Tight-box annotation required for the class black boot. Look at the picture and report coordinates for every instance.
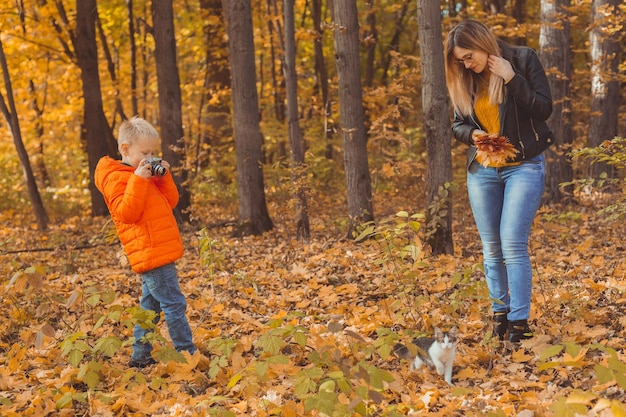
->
[493,312,508,340]
[508,320,533,342]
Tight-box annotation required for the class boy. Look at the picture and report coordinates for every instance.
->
[95,116,196,368]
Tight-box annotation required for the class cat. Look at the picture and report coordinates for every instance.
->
[394,327,458,385]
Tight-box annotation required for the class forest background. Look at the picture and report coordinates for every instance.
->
[1,0,626,416]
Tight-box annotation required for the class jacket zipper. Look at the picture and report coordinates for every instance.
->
[530,118,539,142]
[513,98,526,159]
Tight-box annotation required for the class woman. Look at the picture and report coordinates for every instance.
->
[444,19,553,342]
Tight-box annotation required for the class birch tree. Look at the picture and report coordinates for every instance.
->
[588,0,620,178]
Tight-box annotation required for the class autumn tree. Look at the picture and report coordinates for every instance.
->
[71,0,119,216]
[221,0,273,236]
[588,0,621,179]
[196,0,232,172]
[417,0,453,255]
[540,0,573,203]
[0,38,48,231]
[283,0,310,240]
[332,0,374,239]
[151,0,190,222]
[311,0,333,160]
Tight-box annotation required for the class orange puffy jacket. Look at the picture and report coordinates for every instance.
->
[94,157,183,273]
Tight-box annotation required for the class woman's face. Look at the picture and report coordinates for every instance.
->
[453,46,489,73]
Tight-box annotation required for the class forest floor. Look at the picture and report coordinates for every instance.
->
[1,170,625,417]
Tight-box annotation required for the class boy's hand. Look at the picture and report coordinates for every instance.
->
[135,159,154,179]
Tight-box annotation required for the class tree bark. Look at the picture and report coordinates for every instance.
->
[332,0,374,239]
[222,0,274,236]
[266,0,286,125]
[311,0,333,160]
[197,0,232,172]
[588,0,620,179]
[71,0,119,217]
[417,0,453,255]
[540,0,573,203]
[0,39,48,231]
[284,0,310,240]
[363,0,377,88]
[126,0,139,117]
[151,0,191,222]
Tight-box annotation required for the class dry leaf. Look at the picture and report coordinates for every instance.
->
[474,133,519,167]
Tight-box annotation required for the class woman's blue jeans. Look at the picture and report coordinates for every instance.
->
[132,263,196,362]
[467,154,545,321]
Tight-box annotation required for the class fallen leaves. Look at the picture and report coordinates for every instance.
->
[474,133,519,166]
[1,187,626,416]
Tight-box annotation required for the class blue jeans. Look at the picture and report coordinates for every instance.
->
[467,154,545,321]
[132,263,196,362]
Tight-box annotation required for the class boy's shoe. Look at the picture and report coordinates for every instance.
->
[508,320,533,342]
[128,357,157,368]
[493,311,508,340]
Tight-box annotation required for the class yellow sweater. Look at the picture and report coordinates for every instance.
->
[474,93,499,135]
[474,92,519,167]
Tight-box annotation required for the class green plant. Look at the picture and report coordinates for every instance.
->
[198,228,226,280]
[424,182,456,244]
[566,136,626,220]
[539,342,626,416]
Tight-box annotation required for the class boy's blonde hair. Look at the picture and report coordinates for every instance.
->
[118,116,159,153]
[444,19,505,117]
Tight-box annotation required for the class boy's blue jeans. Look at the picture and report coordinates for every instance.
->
[132,262,196,362]
[467,154,545,321]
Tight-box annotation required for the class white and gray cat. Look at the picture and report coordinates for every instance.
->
[394,327,458,385]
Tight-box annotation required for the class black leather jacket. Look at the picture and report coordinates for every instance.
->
[452,41,554,168]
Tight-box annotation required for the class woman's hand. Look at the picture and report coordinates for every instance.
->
[471,129,487,145]
[488,55,515,83]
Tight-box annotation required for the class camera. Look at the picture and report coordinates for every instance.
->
[145,158,167,176]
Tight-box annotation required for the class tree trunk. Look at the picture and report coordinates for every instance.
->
[197,0,232,172]
[151,0,191,222]
[284,0,310,240]
[126,0,139,117]
[72,0,119,217]
[332,0,374,239]
[266,0,286,125]
[222,0,274,236]
[588,0,620,179]
[540,0,573,203]
[311,0,333,160]
[417,0,453,255]
[0,39,48,231]
[363,0,377,88]
[96,13,126,123]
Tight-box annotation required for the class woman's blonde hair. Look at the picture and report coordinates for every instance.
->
[117,116,159,152]
[444,19,504,116]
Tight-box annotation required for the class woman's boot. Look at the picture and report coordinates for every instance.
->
[493,312,508,340]
[508,320,533,342]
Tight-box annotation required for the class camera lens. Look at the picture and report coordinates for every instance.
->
[151,164,166,176]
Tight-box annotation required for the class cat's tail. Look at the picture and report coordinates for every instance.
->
[393,343,414,359]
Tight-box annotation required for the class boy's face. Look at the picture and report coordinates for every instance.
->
[121,136,159,168]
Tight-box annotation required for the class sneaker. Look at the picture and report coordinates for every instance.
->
[508,320,533,342]
[128,357,157,368]
[493,311,508,340]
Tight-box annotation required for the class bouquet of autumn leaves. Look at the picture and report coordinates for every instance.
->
[474,133,519,167]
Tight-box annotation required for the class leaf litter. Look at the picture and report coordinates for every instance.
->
[0,183,625,416]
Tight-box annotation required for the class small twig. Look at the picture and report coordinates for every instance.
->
[1,242,112,255]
